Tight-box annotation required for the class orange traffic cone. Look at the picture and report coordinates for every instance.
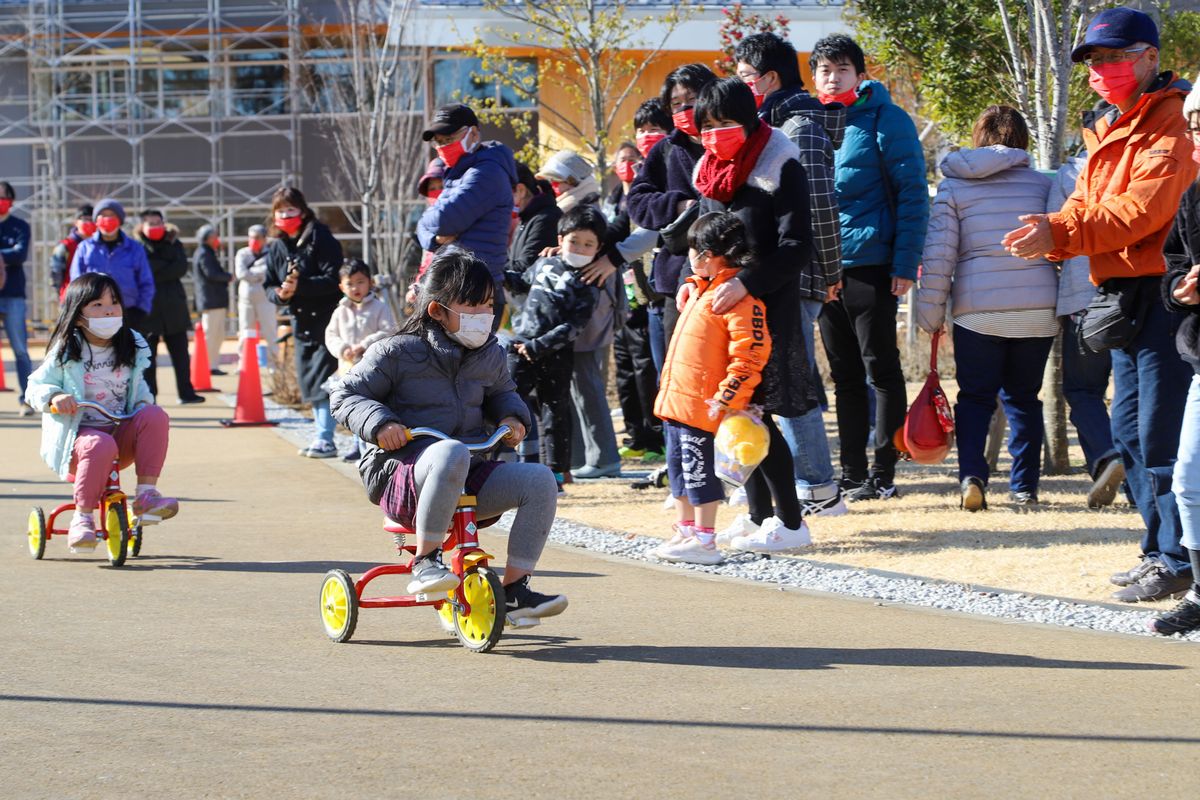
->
[220,334,276,427]
[190,321,217,393]
[0,345,11,392]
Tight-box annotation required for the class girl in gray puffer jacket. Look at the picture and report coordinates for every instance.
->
[915,106,1059,511]
[330,248,568,625]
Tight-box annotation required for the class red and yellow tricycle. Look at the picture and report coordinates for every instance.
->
[26,401,163,567]
[319,425,516,653]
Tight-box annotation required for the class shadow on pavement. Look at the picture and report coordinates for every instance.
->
[3,693,1198,744]
[110,557,603,578]
[495,643,1183,672]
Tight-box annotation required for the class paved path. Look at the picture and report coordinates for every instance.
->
[3,400,1199,798]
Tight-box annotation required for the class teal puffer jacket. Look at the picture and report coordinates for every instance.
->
[834,81,929,280]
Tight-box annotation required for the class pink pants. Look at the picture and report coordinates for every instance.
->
[70,405,170,509]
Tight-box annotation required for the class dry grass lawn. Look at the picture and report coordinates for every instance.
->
[565,379,1172,609]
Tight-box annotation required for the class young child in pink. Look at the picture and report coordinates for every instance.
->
[25,273,178,551]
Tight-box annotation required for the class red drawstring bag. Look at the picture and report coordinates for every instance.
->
[894,330,955,464]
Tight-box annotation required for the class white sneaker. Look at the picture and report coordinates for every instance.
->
[649,524,692,558]
[727,486,748,506]
[731,516,812,553]
[659,536,724,565]
[716,514,758,548]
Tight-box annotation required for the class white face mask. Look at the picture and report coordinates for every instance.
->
[561,250,593,269]
[444,307,493,349]
[84,315,123,339]
[462,127,480,154]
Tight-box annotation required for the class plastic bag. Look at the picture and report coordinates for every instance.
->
[714,408,770,487]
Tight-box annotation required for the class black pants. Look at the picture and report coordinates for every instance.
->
[817,264,907,482]
[613,305,663,452]
[745,415,804,529]
[144,330,198,400]
[508,345,575,475]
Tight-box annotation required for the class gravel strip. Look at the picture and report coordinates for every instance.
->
[494,513,1200,644]
[239,394,1198,643]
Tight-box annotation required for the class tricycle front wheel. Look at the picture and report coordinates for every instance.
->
[453,566,505,653]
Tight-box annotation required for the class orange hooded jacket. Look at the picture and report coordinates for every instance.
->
[653,267,771,433]
[1048,73,1198,283]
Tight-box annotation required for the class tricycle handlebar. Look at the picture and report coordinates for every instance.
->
[70,401,138,422]
[406,425,513,453]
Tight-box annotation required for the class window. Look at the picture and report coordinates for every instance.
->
[231,51,289,116]
[433,54,537,110]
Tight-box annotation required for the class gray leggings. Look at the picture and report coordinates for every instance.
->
[413,439,557,572]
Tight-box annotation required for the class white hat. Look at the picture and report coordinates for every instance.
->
[536,150,594,184]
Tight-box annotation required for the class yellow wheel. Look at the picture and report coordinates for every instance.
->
[435,591,457,636]
[453,566,505,653]
[320,569,358,643]
[129,524,143,558]
[27,507,46,560]
[104,504,129,567]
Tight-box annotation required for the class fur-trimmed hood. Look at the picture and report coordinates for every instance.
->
[691,126,801,196]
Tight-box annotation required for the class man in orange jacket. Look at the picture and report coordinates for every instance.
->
[1004,6,1198,602]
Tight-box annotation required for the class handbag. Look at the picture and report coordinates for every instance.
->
[895,329,955,465]
[1079,276,1156,353]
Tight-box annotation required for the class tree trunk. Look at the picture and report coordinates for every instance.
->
[1042,331,1071,474]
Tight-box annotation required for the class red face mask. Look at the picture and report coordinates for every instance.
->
[250,239,264,254]
[700,125,748,162]
[144,225,166,242]
[426,188,442,203]
[436,139,469,169]
[818,88,859,107]
[78,221,97,238]
[672,107,699,137]
[0,199,12,216]
[745,79,766,109]
[615,160,638,183]
[635,131,667,157]
[1088,60,1141,105]
[275,214,303,236]
[550,180,564,197]
[1192,142,1200,166]
[210,237,221,250]
[96,216,121,235]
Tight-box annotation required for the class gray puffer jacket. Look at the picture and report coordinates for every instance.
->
[916,145,1058,332]
[1050,157,1095,317]
[330,324,530,504]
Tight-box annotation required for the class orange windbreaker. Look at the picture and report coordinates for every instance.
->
[653,267,771,433]
[1048,74,1199,283]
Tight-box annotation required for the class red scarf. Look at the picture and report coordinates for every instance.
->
[694,122,772,203]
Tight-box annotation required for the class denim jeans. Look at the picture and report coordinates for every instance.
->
[1060,314,1117,474]
[778,299,836,500]
[0,295,32,396]
[1110,298,1192,575]
[952,326,1054,493]
[1174,375,1200,551]
[311,398,336,445]
[648,304,666,378]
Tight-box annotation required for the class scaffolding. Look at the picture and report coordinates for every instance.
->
[0,0,302,326]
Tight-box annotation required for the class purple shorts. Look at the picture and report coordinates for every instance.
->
[378,443,502,529]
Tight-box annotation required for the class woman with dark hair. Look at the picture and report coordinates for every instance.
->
[263,186,345,458]
[627,63,717,373]
[685,76,817,553]
[915,105,1058,511]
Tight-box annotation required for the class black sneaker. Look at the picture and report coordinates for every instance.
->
[504,575,567,626]
[178,395,207,405]
[839,476,867,495]
[847,476,899,502]
[210,368,227,376]
[1150,592,1200,635]
[340,448,361,463]
[960,477,987,512]
[1111,561,1192,603]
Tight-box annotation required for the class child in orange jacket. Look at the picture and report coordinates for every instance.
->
[652,212,771,565]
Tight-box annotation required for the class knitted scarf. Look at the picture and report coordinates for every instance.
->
[693,122,772,203]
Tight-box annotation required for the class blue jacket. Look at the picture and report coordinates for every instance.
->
[25,332,154,480]
[71,232,156,314]
[0,214,30,299]
[417,142,517,281]
[834,81,929,280]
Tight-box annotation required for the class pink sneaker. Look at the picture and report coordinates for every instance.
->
[133,489,179,522]
[67,514,98,552]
